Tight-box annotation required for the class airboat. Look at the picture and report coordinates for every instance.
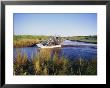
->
[36,36,63,48]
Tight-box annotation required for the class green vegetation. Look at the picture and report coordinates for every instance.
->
[13,35,97,75]
[14,35,49,47]
[14,48,97,75]
[64,35,97,44]
[14,35,97,47]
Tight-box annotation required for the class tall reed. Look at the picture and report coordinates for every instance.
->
[14,48,97,75]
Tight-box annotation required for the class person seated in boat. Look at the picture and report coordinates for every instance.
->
[40,36,63,46]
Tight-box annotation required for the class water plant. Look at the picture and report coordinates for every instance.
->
[13,48,97,75]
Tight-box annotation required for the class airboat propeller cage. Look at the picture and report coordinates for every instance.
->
[41,36,64,46]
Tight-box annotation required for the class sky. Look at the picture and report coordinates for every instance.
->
[14,13,97,36]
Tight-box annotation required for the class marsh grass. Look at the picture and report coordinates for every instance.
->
[70,58,97,75]
[64,35,97,44]
[14,35,49,48]
[14,39,40,48]
[14,48,97,75]
[14,51,35,75]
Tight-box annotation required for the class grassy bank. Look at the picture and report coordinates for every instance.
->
[14,48,97,75]
[14,35,49,47]
[64,35,97,44]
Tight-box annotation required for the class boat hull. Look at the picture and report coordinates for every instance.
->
[37,44,61,48]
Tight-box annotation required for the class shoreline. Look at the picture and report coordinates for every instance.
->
[69,40,97,44]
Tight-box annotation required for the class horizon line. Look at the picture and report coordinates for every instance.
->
[14,34,97,37]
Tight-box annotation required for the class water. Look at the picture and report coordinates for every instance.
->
[62,46,97,60]
[14,40,97,60]
[13,47,39,60]
[62,40,96,46]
